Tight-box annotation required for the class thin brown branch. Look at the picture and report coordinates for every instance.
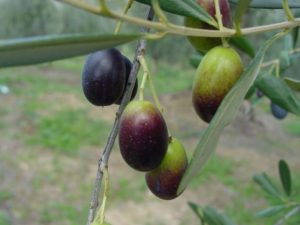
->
[86,6,154,225]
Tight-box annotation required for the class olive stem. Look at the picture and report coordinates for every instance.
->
[114,0,134,34]
[57,0,300,38]
[85,7,154,225]
[282,0,294,21]
[214,0,228,47]
[138,56,148,101]
[261,59,280,77]
[139,55,163,113]
[152,0,169,25]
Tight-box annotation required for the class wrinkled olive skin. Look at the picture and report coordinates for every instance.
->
[82,48,126,106]
[115,56,138,105]
[145,137,188,200]
[192,46,243,123]
[185,0,231,53]
[119,100,168,172]
[271,102,288,119]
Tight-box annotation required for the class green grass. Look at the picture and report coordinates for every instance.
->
[190,155,239,189]
[285,119,300,136]
[25,109,111,155]
[49,57,85,73]
[39,202,88,225]
[153,63,194,94]
[112,177,147,202]
[0,210,10,225]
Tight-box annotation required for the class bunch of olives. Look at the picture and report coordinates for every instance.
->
[82,48,188,200]
[118,100,188,200]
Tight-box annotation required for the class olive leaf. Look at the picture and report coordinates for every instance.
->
[189,54,203,68]
[229,0,300,9]
[178,31,287,194]
[255,73,300,116]
[256,205,288,218]
[0,33,141,68]
[284,77,300,92]
[279,160,292,196]
[253,172,282,198]
[229,36,255,58]
[134,0,216,26]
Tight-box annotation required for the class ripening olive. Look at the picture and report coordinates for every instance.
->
[119,100,168,171]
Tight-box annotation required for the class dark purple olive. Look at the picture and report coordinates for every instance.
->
[82,48,126,106]
[115,56,138,105]
[271,102,288,119]
[119,100,168,172]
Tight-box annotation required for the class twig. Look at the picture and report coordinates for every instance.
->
[274,205,300,225]
[86,6,154,225]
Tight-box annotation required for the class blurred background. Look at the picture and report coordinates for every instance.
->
[0,0,300,225]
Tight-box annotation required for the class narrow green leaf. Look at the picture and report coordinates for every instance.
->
[0,33,141,68]
[202,206,237,225]
[292,27,299,48]
[233,0,252,35]
[202,207,222,225]
[256,205,287,218]
[255,73,300,116]
[188,202,203,221]
[134,0,216,26]
[229,36,255,58]
[189,53,203,68]
[253,173,282,198]
[178,32,286,194]
[284,77,300,92]
[229,0,300,8]
[280,51,291,69]
[279,160,292,196]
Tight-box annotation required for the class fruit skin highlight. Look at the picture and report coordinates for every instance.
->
[114,55,138,105]
[82,48,126,106]
[184,0,231,53]
[119,100,168,172]
[192,46,243,123]
[145,137,188,200]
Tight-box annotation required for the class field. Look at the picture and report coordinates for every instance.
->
[0,56,300,225]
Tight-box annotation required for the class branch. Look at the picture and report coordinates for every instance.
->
[86,7,154,225]
[274,205,300,225]
[57,0,300,38]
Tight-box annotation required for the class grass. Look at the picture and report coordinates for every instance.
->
[190,155,239,189]
[39,202,88,225]
[25,108,111,155]
[285,118,300,136]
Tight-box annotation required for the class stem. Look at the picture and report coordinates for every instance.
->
[139,59,148,101]
[114,0,134,34]
[152,0,169,25]
[261,59,280,77]
[85,7,154,225]
[282,0,294,21]
[274,205,300,225]
[139,56,163,112]
[214,0,228,47]
[57,0,300,38]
